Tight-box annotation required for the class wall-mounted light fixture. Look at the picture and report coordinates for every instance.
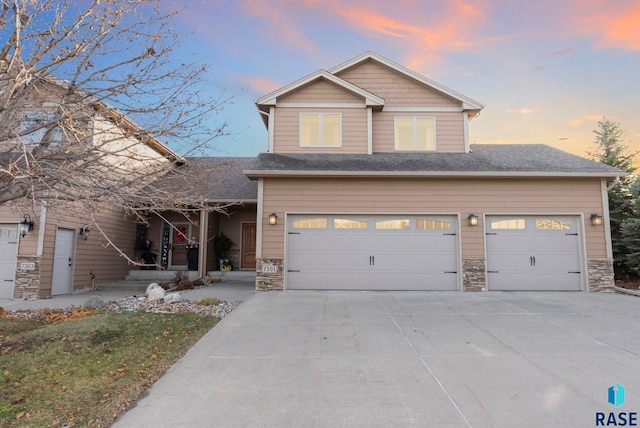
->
[79,225,90,240]
[19,214,34,238]
[468,214,479,226]
[590,214,603,226]
[268,213,278,225]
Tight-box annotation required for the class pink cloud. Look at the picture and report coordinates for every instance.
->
[568,114,604,126]
[577,2,640,50]
[245,76,282,95]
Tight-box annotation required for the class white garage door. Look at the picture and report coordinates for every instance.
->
[286,215,458,290]
[0,224,19,299]
[486,216,582,291]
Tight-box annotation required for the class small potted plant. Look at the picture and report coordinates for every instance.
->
[214,232,233,271]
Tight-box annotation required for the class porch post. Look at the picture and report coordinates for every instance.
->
[198,209,208,277]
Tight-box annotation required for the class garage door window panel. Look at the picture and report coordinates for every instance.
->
[293,218,328,229]
[334,219,368,229]
[536,219,571,230]
[417,219,451,230]
[490,218,525,230]
[375,219,410,230]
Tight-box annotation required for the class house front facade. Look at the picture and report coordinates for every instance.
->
[246,52,623,292]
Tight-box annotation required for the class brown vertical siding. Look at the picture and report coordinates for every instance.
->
[335,60,461,108]
[273,107,368,154]
[260,177,607,259]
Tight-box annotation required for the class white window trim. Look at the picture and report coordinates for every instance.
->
[21,111,62,146]
[394,116,436,151]
[299,112,342,148]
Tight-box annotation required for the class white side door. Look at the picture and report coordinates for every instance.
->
[0,224,19,299]
[52,228,75,295]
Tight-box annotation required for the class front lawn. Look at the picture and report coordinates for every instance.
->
[0,310,217,427]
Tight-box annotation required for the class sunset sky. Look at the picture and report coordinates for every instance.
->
[170,0,640,160]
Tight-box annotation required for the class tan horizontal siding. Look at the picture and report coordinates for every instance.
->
[34,201,136,295]
[260,177,607,259]
[278,78,365,104]
[273,107,368,154]
[373,111,465,153]
[336,60,461,108]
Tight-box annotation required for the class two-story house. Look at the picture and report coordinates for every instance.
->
[246,52,624,292]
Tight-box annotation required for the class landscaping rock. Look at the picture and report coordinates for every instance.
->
[146,283,165,301]
[83,296,105,309]
[164,292,182,304]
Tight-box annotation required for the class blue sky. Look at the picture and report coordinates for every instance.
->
[168,0,640,160]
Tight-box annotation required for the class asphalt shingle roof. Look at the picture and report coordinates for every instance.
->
[157,157,258,201]
[244,144,625,177]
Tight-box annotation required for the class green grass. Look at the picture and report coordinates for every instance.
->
[0,311,217,427]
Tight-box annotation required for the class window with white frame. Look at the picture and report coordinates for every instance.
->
[20,112,62,146]
[394,117,435,151]
[300,113,341,147]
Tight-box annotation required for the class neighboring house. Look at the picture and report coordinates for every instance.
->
[0,74,257,300]
[246,51,625,292]
[0,76,184,299]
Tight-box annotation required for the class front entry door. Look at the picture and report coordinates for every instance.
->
[0,224,19,298]
[169,223,190,269]
[241,223,256,269]
[52,228,75,295]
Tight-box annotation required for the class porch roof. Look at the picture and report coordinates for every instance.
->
[159,157,258,202]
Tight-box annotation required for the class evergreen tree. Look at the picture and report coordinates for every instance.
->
[588,118,636,279]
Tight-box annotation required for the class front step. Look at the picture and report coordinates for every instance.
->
[125,270,201,282]
[207,270,257,282]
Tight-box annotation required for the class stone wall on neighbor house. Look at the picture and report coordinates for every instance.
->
[587,258,615,292]
[13,256,41,300]
[255,257,284,291]
[463,259,486,292]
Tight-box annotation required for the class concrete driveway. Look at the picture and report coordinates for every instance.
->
[112,291,640,427]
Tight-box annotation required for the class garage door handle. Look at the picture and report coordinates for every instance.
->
[287,270,300,273]
[568,271,581,274]
[487,270,499,273]
[530,256,536,266]
[369,255,375,266]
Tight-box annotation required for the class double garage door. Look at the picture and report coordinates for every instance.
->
[287,215,458,290]
[286,214,584,291]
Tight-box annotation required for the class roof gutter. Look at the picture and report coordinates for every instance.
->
[243,169,625,180]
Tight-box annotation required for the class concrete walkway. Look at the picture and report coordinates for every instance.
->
[111,291,640,428]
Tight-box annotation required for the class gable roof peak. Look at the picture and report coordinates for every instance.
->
[255,69,384,108]
[330,51,484,112]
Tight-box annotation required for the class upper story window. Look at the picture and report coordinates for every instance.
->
[394,117,435,151]
[21,112,62,146]
[300,113,341,147]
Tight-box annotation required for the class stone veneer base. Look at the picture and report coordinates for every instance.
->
[462,259,486,292]
[13,256,42,300]
[255,257,284,290]
[587,258,615,292]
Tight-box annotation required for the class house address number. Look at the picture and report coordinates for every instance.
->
[20,262,36,271]
[262,265,278,274]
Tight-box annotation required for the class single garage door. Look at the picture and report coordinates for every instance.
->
[486,216,582,291]
[0,224,19,299]
[286,215,458,290]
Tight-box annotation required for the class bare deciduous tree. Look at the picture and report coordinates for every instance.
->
[0,0,234,262]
